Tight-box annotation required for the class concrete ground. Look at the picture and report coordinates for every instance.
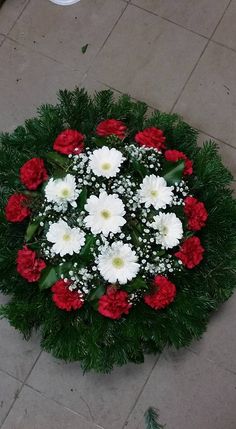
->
[0,0,236,428]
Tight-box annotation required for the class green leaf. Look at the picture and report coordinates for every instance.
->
[25,221,40,242]
[81,43,89,54]
[80,234,96,262]
[89,284,105,301]
[77,187,87,211]
[131,158,148,178]
[46,152,70,169]
[39,266,58,290]
[125,276,148,292]
[163,160,185,185]
[93,137,108,147]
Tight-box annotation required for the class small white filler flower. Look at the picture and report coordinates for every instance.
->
[89,146,125,178]
[46,219,85,256]
[45,174,80,209]
[97,241,140,284]
[139,175,173,210]
[151,212,183,249]
[84,191,126,236]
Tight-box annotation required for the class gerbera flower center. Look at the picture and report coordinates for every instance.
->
[161,225,168,236]
[59,187,71,198]
[100,209,111,219]
[101,162,111,171]
[62,233,71,241]
[150,189,158,198]
[112,257,125,269]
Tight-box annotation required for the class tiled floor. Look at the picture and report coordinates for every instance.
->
[0,0,236,428]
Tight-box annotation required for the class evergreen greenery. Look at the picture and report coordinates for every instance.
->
[0,88,236,373]
[145,408,165,429]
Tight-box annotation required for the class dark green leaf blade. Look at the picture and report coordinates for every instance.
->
[81,43,89,54]
[38,266,58,290]
[163,160,184,185]
[25,220,40,242]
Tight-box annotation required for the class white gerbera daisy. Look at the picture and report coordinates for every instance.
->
[151,212,183,249]
[139,175,173,210]
[45,174,80,209]
[84,191,126,236]
[97,241,140,284]
[89,146,125,178]
[46,220,85,256]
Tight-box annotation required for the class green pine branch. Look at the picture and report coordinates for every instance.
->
[145,408,165,429]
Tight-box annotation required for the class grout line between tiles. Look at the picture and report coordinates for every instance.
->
[195,127,236,151]
[0,367,24,384]
[2,33,81,69]
[84,1,129,76]
[129,2,209,40]
[170,0,233,114]
[5,0,31,37]
[21,383,105,429]
[188,347,236,377]
[121,354,161,429]
[0,350,42,429]
[211,38,236,55]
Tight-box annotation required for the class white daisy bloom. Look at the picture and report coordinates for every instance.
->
[84,191,126,236]
[46,220,85,256]
[139,175,173,210]
[45,174,80,209]
[89,146,125,178]
[151,212,183,249]
[97,241,140,284]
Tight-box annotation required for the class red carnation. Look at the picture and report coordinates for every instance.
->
[20,158,48,190]
[51,279,84,311]
[96,119,127,139]
[53,129,85,155]
[175,236,204,269]
[144,275,176,310]
[184,196,208,231]
[16,246,46,282]
[165,149,193,175]
[5,193,30,222]
[98,286,132,319]
[135,127,166,150]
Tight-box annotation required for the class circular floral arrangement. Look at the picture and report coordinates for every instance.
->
[0,88,236,372]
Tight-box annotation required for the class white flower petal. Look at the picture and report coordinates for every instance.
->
[89,146,125,178]
[151,212,183,249]
[45,174,80,208]
[138,174,173,210]
[97,241,140,284]
[84,191,126,236]
[46,219,85,256]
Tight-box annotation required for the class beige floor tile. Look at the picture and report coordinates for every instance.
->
[27,352,157,429]
[174,42,236,147]
[90,5,206,112]
[0,39,83,132]
[0,0,28,35]
[190,292,236,373]
[0,318,41,381]
[0,371,21,426]
[213,0,236,51]
[125,349,236,429]
[1,386,101,429]
[131,0,229,37]
[8,0,126,73]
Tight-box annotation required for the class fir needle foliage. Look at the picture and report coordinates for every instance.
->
[0,88,236,373]
[145,408,165,429]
